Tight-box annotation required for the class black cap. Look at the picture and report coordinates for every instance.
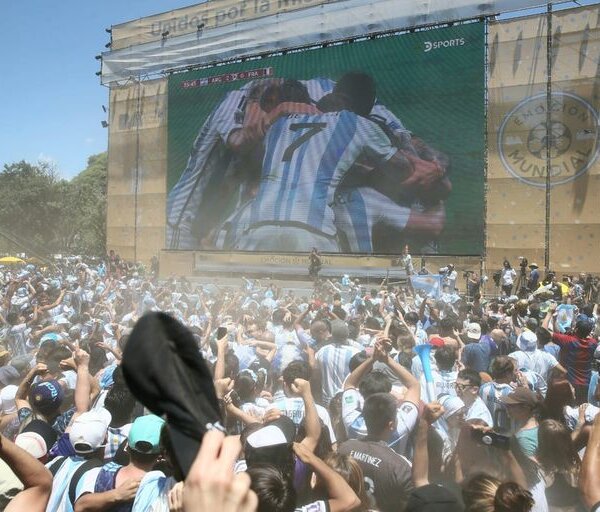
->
[122,312,223,477]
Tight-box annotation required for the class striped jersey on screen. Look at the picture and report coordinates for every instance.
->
[247,111,396,236]
[166,90,244,249]
[166,78,407,249]
[333,187,411,253]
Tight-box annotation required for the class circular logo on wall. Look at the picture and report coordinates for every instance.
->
[498,92,600,187]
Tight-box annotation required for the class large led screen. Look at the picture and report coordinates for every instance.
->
[166,22,485,255]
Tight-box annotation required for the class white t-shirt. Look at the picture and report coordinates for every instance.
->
[509,350,558,382]
[296,501,328,512]
[501,268,517,286]
[271,393,337,443]
[411,353,439,382]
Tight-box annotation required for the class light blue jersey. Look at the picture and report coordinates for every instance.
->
[333,187,411,253]
[241,111,396,239]
[166,90,245,249]
[167,77,408,249]
[45,456,90,512]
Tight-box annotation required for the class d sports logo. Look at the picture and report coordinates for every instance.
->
[424,38,466,52]
[498,92,600,187]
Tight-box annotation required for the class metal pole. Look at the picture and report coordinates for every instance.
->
[545,3,553,272]
[483,16,490,283]
[134,80,141,264]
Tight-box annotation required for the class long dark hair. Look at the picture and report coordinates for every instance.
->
[541,379,575,423]
[537,419,580,476]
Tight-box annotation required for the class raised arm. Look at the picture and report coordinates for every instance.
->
[541,302,558,333]
[16,363,48,409]
[293,443,360,512]
[580,414,600,509]
[412,403,444,488]
[40,289,65,311]
[213,334,228,381]
[380,339,420,405]
[72,349,92,422]
[344,348,376,391]
[294,379,321,453]
[1,435,52,512]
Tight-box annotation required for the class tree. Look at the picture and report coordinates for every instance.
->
[0,153,107,257]
[60,153,107,256]
[0,160,64,254]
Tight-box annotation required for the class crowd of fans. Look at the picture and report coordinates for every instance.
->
[1,255,600,512]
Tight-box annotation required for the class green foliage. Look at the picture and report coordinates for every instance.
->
[0,153,107,256]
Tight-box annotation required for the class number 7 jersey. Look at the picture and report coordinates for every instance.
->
[246,110,397,237]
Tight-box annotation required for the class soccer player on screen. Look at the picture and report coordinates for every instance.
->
[165,74,404,248]
[231,81,445,252]
[167,72,449,251]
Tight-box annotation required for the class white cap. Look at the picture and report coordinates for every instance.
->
[69,408,112,454]
[247,425,288,448]
[15,432,48,459]
[466,323,482,340]
[0,385,18,414]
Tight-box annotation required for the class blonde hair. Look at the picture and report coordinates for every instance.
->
[324,453,368,511]
[463,474,534,512]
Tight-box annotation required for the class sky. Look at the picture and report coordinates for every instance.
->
[0,0,597,180]
[0,1,197,179]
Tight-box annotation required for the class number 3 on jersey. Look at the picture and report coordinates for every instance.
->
[282,122,327,162]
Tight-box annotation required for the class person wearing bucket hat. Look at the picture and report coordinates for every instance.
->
[500,387,542,460]
[121,312,224,478]
[73,414,166,511]
[508,330,566,383]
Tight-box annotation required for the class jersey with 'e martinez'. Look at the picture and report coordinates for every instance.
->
[247,110,396,236]
[338,438,414,512]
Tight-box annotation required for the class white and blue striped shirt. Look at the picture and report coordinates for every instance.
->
[479,382,514,433]
[246,111,396,237]
[333,187,411,253]
[167,77,408,249]
[45,456,91,512]
[315,342,360,406]
[166,89,244,249]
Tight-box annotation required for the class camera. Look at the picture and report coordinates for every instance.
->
[492,270,501,287]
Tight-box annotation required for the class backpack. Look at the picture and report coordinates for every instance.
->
[48,456,104,508]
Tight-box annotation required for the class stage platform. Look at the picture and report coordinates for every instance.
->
[159,250,483,286]
[160,250,409,284]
